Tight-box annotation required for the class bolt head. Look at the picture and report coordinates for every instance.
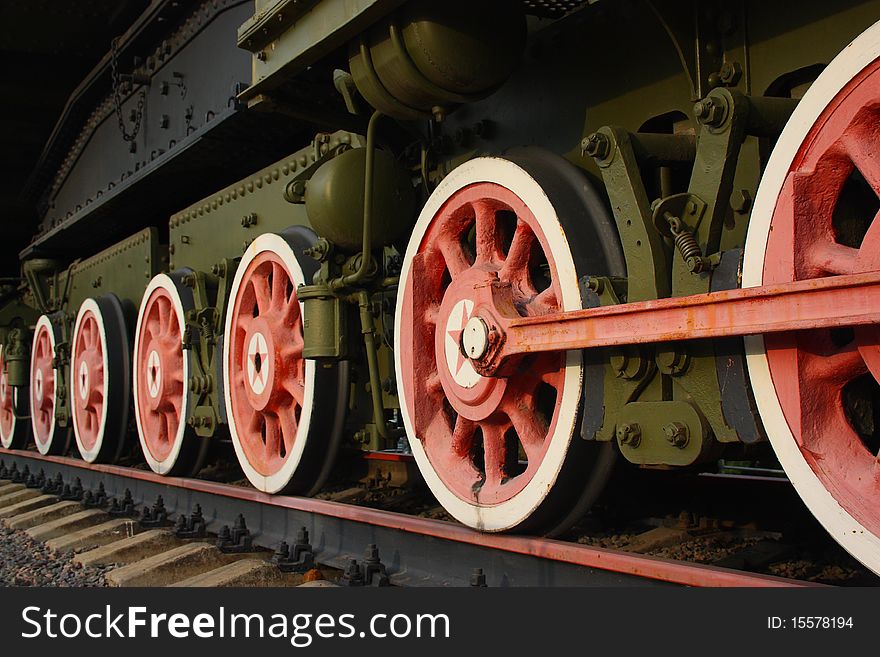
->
[582,132,610,159]
[616,423,641,447]
[663,422,689,448]
[694,96,728,127]
[730,189,753,214]
[462,316,490,360]
[719,61,743,86]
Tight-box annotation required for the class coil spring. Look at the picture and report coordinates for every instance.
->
[200,317,214,344]
[673,229,702,262]
[667,215,706,273]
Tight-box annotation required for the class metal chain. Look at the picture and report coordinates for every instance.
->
[110,37,145,143]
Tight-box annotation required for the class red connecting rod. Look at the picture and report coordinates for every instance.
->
[471,271,880,376]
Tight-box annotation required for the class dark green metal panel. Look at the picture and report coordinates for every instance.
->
[67,227,162,313]
[169,132,363,273]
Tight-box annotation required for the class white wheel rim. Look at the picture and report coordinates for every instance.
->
[70,299,111,463]
[0,344,17,448]
[30,315,58,454]
[222,233,316,493]
[133,274,191,475]
[395,157,584,532]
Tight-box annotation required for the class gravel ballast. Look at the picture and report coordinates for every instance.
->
[0,525,109,587]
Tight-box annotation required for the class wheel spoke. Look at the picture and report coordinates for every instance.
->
[161,333,181,356]
[451,416,476,457]
[437,234,472,277]
[283,292,300,325]
[236,314,254,337]
[159,412,173,445]
[264,414,281,458]
[801,342,867,387]
[529,286,558,314]
[425,372,443,396]
[283,341,303,361]
[479,422,507,489]
[271,262,287,310]
[168,392,182,418]
[500,221,535,282]
[84,321,95,349]
[157,299,170,336]
[284,376,305,405]
[844,125,880,193]
[424,304,440,327]
[251,273,271,315]
[506,403,547,461]
[472,199,499,264]
[278,409,298,453]
[806,240,860,276]
[247,410,263,437]
[146,319,159,342]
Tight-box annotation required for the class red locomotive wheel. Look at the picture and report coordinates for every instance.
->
[744,21,880,573]
[396,153,621,533]
[0,344,28,449]
[223,229,346,494]
[133,273,203,475]
[30,315,69,455]
[70,296,132,463]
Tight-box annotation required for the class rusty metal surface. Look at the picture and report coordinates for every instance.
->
[478,271,880,373]
[0,448,815,587]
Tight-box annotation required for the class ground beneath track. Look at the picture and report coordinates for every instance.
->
[0,525,110,587]
[0,479,343,588]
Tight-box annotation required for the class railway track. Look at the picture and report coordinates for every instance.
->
[0,448,846,588]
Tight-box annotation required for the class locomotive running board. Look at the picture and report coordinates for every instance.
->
[0,449,814,588]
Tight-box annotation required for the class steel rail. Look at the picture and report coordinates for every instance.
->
[477,271,880,375]
[0,448,815,588]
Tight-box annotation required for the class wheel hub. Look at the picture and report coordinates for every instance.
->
[146,348,166,408]
[245,325,274,405]
[77,359,90,410]
[462,315,490,361]
[443,299,481,389]
[435,271,507,421]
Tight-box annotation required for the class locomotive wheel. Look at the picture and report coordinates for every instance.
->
[70,295,132,463]
[223,228,346,495]
[0,344,29,449]
[743,21,880,574]
[396,153,622,533]
[30,315,70,455]
[133,272,206,475]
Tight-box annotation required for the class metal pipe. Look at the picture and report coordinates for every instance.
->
[744,96,799,138]
[338,110,383,290]
[630,133,697,167]
[355,290,389,440]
